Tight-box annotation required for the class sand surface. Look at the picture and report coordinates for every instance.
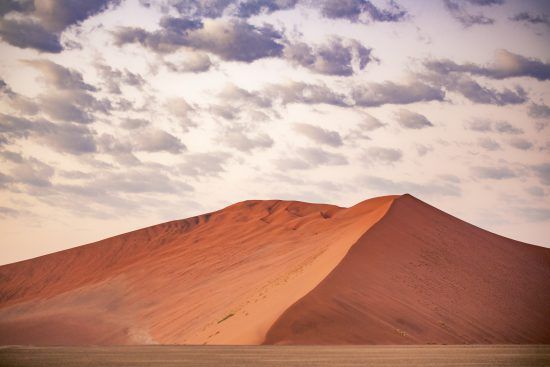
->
[1,345,549,367]
[0,194,549,346]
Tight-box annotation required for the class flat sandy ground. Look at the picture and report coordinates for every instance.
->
[1,345,549,367]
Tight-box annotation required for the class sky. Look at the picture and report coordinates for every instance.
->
[0,0,549,265]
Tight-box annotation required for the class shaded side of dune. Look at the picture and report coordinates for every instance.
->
[264,194,550,344]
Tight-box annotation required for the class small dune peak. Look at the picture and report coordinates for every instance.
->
[400,193,416,199]
[320,211,331,219]
[341,195,399,219]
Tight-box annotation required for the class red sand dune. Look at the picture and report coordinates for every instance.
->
[0,194,549,345]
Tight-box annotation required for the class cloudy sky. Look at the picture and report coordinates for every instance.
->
[0,0,549,264]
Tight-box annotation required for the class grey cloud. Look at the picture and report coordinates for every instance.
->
[0,172,13,189]
[0,0,34,17]
[0,114,97,154]
[517,207,550,222]
[10,97,39,115]
[284,37,373,76]
[463,0,504,5]
[168,0,404,22]
[320,0,407,23]
[42,122,97,154]
[0,78,13,96]
[178,152,230,177]
[0,206,20,218]
[293,123,343,147]
[466,119,523,134]
[134,129,186,154]
[170,0,234,19]
[275,147,347,170]
[439,174,461,183]
[166,98,194,117]
[59,170,89,179]
[478,137,500,150]
[222,127,273,152]
[96,63,146,94]
[0,79,39,115]
[274,157,310,170]
[471,166,517,179]
[508,137,532,150]
[396,109,433,129]
[495,121,522,134]
[96,133,138,165]
[114,18,284,62]
[11,157,54,188]
[235,0,299,18]
[37,90,111,124]
[353,81,445,107]
[459,83,527,105]
[366,146,402,163]
[38,186,136,218]
[173,19,285,62]
[344,114,384,141]
[247,110,270,122]
[212,84,275,121]
[426,49,550,81]
[0,150,24,163]
[210,104,240,120]
[443,0,499,27]
[360,113,385,131]
[29,0,121,33]
[360,175,461,196]
[218,84,271,108]
[39,93,92,123]
[120,118,149,130]
[18,63,110,124]
[425,72,527,105]
[532,163,550,185]
[528,102,550,118]
[54,169,194,213]
[526,186,544,197]
[93,169,191,194]
[0,0,121,52]
[165,98,196,130]
[510,12,549,26]
[416,144,432,156]
[97,133,132,154]
[0,18,62,52]
[265,81,349,107]
[112,27,152,48]
[0,114,35,140]
[25,59,96,91]
[159,15,204,33]
[166,52,213,73]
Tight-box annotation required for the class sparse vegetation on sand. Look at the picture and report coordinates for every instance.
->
[217,313,234,324]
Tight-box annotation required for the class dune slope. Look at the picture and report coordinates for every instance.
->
[264,194,550,344]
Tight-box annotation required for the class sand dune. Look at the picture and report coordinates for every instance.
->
[0,194,548,345]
